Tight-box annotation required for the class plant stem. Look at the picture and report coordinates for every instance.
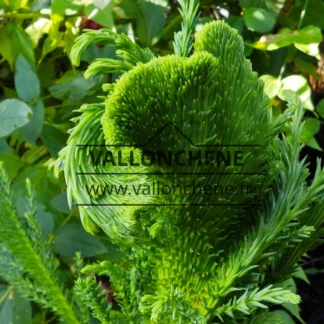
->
[298,0,310,29]
[0,286,13,304]
[0,13,49,19]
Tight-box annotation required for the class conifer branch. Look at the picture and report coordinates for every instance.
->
[0,168,80,324]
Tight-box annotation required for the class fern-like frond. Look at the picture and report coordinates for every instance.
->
[173,0,200,57]
[0,168,79,324]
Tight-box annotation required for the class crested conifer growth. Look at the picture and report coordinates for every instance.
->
[59,0,324,322]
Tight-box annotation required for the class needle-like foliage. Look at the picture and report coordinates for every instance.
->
[0,169,82,324]
[59,1,324,322]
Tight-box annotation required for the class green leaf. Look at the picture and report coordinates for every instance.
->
[240,0,285,17]
[41,14,64,59]
[294,57,317,77]
[280,75,314,110]
[253,26,322,52]
[22,100,44,145]
[54,224,107,257]
[243,7,276,33]
[316,99,324,118]
[260,74,282,98]
[300,0,324,30]
[50,0,82,16]
[0,154,24,179]
[0,99,32,138]
[250,311,284,324]
[25,17,52,47]
[40,123,68,157]
[300,118,321,150]
[93,0,111,9]
[14,55,40,102]
[136,0,167,46]
[84,3,114,29]
[0,23,34,69]
[0,286,14,324]
[305,137,322,151]
[293,266,310,284]
[303,118,321,135]
[226,16,245,34]
[293,25,322,45]
[0,0,28,10]
[283,303,305,324]
[51,192,72,214]
[12,290,32,324]
[0,139,11,154]
[0,287,31,324]
[273,310,295,324]
[31,0,51,12]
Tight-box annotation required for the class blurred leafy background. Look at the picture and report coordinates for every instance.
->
[0,0,324,323]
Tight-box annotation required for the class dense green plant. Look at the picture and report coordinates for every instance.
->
[0,172,84,323]
[0,0,324,323]
[58,3,324,323]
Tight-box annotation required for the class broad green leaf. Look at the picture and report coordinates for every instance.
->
[69,76,98,101]
[54,224,107,257]
[294,43,320,58]
[301,0,324,30]
[260,74,282,98]
[0,0,28,10]
[294,25,322,45]
[31,0,52,12]
[40,123,68,157]
[294,57,317,77]
[300,119,323,151]
[0,23,34,69]
[0,154,24,179]
[116,0,167,46]
[243,7,276,33]
[0,139,11,154]
[0,286,14,324]
[316,99,324,118]
[283,303,305,324]
[22,100,45,145]
[93,0,111,10]
[0,99,32,138]
[253,26,322,52]
[305,137,322,151]
[280,75,314,110]
[136,0,167,46]
[25,18,52,47]
[51,192,72,214]
[273,310,295,324]
[240,0,285,17]
[226,16,245,34]
[14,55,40,102]
[41,14,64,59]
[250,311,284,324]
[12,290,32,324]
[0,27,14,69]
[303,118,321,136]
[84,3,114,29]
[0,287,31,324]
[50,0,82,15]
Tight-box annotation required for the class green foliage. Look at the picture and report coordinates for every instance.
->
[60,17,324,323]
[0,99,32,137]
[0,171,80,323]
[0,0,324,322]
